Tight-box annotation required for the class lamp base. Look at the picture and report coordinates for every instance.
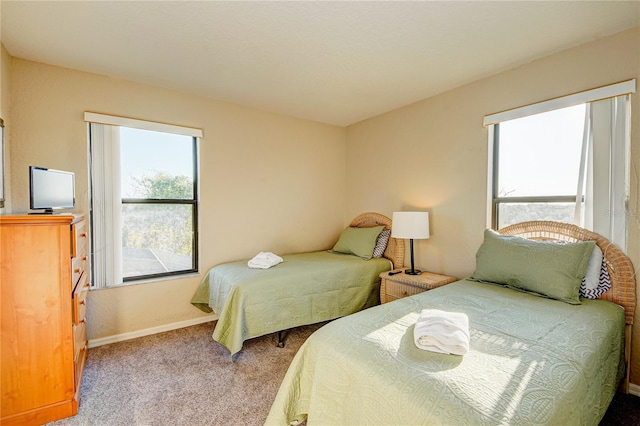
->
[404,269,422,275]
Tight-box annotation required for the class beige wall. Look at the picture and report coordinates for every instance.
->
[7,58,347,340]
[346,27,640,385]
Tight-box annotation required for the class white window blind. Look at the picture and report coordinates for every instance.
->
[586,95,631,249]
[88,124,123,288]
[483,79,635,126]
[84,112,203,138]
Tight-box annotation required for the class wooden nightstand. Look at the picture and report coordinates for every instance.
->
[380,270,457,303]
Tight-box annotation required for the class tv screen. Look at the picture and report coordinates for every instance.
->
[29,166,75,213]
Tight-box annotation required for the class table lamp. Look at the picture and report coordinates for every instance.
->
[391,211,430,275]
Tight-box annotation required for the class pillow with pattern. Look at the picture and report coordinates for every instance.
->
[372,229,391,258]
[580,251,611,299]
[581,245,602,290]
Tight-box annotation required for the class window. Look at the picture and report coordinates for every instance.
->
[485,80,635,250]
[86,113,201,288]
[491,104,586,229]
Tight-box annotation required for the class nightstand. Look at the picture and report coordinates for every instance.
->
[379,270,457,304]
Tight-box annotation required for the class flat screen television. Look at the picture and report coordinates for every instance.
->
[29,166,75,214]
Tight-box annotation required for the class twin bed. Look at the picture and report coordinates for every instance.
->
[191,212,404,358]
[265,220,636,425]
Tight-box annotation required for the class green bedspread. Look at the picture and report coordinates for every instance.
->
[266,279,625,426]
[191,251,391,358]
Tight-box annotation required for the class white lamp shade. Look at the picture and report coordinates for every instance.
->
[391,212,430,239]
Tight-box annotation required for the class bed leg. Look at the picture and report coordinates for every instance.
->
[277,330,286,348]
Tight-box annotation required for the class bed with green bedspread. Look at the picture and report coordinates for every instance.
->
[266,279,626,425]
[191,251,392,358]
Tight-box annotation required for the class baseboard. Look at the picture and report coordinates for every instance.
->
[88,315,217,348]
[630,383,640,397]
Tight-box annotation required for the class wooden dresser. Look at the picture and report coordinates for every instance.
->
[1,214,89,425]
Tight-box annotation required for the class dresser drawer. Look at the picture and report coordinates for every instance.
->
[74,345,87,393]
[380,271,457,304]
[71,253,88,288]
[70,219,88,260]
[73,320,87,363]
[383,293,403,303]
[73,272,90,325]
[383,279,427,299]
[71,219,88,287]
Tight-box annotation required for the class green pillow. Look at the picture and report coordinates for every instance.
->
[331,226,385,260]
[471,229,595,305]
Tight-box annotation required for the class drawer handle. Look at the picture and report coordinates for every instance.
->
[74,268,81,274]
[80,233,87,238]
[80,299,87,306]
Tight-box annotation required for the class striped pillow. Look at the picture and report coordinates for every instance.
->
[372,229,391,258]
[580,255,611,299]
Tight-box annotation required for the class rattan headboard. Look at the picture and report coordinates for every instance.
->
[498,220,636,326]
[349,212,404,269]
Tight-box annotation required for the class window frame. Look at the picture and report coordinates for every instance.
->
[85,112,202,288]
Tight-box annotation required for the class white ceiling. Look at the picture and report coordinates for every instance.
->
[2,1,639,126]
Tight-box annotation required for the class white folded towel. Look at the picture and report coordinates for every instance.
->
[413,309,470,355]
[248,252,284,269]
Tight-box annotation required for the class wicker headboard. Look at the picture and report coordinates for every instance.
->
[349,212,404,269]
[498,221,636,326]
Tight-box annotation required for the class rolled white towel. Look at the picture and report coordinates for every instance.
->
[248,252,284,269]
[413,309,470,355]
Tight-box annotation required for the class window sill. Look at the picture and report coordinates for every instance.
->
[90,272,200,290]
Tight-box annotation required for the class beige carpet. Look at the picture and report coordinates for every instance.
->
[49,321,323,426]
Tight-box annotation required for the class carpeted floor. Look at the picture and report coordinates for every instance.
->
[49,321,323,426]
[49,321,640,426]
